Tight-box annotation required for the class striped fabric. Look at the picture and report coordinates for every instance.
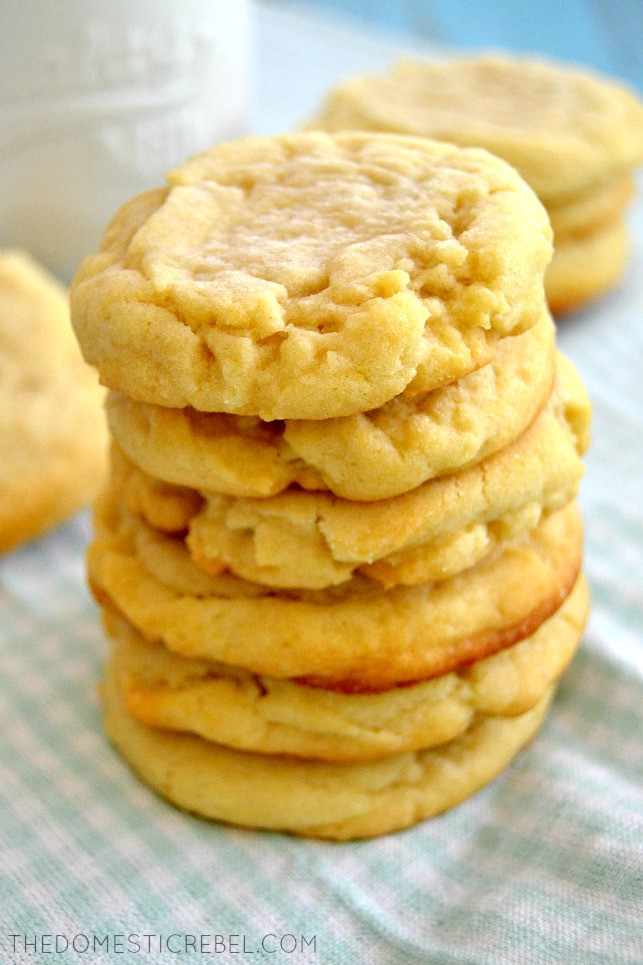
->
[1,8,642,963]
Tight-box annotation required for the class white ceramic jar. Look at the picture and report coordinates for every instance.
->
[0,0,249,281]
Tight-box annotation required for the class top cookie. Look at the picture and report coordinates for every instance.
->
[312,56,643,202]
[71,132,551,420]
[0,250,108,553]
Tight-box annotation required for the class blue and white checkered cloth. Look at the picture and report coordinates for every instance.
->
[1,9,642,963]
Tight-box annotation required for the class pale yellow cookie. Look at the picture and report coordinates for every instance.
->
[107,574,588,762]
[103,667,554,840]
[185,355,589,589]
[110,354,588,589]
[133,495,554,591]
[110,396,584,591]
[121,495,561,612]
[106,395,326,500]
[107,311,555,501]
[88,497,583,692]
[71,132,552,419]
[0,250,108,553]
[546,218,629,315]
[546,176,633,241]
[110,354,588,587]
[311,56,643,202]
[185,494,562,593]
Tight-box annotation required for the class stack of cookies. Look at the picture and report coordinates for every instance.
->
[311,55,643,314]
[71,132,591,839]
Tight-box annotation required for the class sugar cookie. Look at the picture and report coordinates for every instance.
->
[71,132,551,419]
[0,250,107,552]
[103,668,553,840]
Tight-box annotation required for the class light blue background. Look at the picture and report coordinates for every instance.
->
[278,0,642,90]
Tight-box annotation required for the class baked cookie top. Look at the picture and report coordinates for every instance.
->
[312,56,643,202]
[71,132,551,420]
[0,250,107,552]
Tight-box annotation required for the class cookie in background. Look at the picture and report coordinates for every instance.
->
[311,54,643,314]
[0,250,108,553]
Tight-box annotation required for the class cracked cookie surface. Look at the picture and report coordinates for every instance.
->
[71,132,551,419]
